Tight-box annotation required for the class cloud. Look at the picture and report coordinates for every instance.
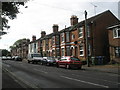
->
[0,0,119,50]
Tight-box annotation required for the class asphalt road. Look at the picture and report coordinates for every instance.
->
[2,60,120,89]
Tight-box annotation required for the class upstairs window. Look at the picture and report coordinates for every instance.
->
[66,32,70,42]
[87,26,90,37]
[113,28,120,38]
[72,33,75,40]
[61,33,65,42]
[52,36,55,44]
[78,27,83,38]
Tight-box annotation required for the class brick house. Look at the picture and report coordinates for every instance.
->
[59,10,119,63]
[107,23,120,63]
[27,10,119,64]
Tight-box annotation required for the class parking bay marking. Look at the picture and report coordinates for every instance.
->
[60,75,109,88]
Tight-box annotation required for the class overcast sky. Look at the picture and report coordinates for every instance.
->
[0,0,120,50]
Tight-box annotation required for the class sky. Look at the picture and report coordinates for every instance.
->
[0,0,120,50]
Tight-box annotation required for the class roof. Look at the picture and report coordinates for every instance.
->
[29,10,119,43]
[107,22,120,29]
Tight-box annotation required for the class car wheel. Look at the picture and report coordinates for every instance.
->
[66,64,70,69]
[28,60,30,63]
[56,63,59,68]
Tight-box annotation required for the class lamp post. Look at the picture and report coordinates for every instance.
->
[85,10,90,67]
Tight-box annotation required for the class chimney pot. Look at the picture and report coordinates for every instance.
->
[53,24,59,33]
[41,31,46,38]
[32,35,36,41]
[70,15,78,26]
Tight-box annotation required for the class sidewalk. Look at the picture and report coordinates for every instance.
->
[82,64,119,74]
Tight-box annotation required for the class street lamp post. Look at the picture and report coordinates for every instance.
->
[85,10,90,67]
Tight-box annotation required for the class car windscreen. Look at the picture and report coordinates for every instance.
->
[47,57,55,60]
[70,57,80,61]
[31,54,41,57]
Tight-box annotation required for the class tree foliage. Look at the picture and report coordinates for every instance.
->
[2,1,29,30]
[9,38,27,50]
[2,49,11,56]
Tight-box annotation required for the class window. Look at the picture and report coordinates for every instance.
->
[56,35,59,44]
[114,47,120,57]
[72,34,75,40]
[61,33,65,42]
[66,32,70,42]
[88,44,91,56]
[56,48,60,57]
[61,48,64,56]
[113,28,120,38]
[66,47,70,56]
[79,44,84,56]
[79,27,83,38]
[87,26,90,37]
[52,36,55,44]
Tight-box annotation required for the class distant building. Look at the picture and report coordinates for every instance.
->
[11,39,30,59]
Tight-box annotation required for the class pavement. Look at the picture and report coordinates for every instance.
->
[82,64,119,74]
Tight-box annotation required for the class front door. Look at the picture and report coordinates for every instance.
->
[75,46,78,57]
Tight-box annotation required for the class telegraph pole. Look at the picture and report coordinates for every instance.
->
[85,10,90,67]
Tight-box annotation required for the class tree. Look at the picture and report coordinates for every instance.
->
[2,49,11,56]
[9,38,28,50]
[2,1,29,30]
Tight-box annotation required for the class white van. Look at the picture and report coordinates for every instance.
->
[27,53,43,64]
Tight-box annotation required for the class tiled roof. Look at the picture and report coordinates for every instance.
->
[29,10,118,43]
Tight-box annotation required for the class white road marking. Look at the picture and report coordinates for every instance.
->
[34,69,48,74]
[60,75,109,88]
[71,74,120,85]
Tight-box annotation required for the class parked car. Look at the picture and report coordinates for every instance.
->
[14,56,22,61]
[41,57,56,66]
[27,53,43,64]
[2,56,7,60]
[56,56,82,69]
[6,56,12,60]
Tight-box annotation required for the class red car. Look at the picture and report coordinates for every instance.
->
[56,56,82,69]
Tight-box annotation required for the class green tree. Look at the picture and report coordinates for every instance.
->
[9,38,27,50]
[2,1,29,30]
[2,49,11,56]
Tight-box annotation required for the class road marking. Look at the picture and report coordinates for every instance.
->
[34,69,48,74]
[71,74,120,85]
[60,75,109,88]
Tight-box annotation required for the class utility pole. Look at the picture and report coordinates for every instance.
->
[84,10,90,67]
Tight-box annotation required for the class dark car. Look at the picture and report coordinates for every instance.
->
[56,56,82,69]
[41,57,56,66]
[14,56,22,61]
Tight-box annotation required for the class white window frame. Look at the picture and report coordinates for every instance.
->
[61,33,65,42]
[87,26,90,37]
[78,27,83,38]
[114,47,120,57]
[72,34,75,40]
[113,28,120,38]
[66,32,70,42]
[79,44,84,56]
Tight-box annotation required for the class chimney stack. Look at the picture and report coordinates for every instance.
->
[53,24,59,33]
[41,31,46,38]
[70,15,78,26]
[32,35,36,41]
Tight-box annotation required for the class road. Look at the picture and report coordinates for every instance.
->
[2,60,120,89]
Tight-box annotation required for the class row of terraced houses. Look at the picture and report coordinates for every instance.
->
[11,10,120,64]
